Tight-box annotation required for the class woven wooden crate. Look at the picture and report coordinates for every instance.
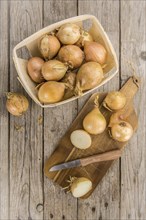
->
[13,14,118,108]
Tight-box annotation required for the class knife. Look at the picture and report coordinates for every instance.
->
[49,149,122,172]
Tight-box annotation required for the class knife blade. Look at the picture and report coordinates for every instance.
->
[49,149,122,172]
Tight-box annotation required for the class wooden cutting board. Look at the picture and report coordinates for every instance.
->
[44,76,140,199]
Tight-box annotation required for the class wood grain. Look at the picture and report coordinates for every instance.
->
[9,1,43,219]
[0,1,146,219]
[120,1,146,219]
[44,77,139,200]
[0,1,9,219]
[77,1,120,219]
[43,1,78,220]
[80,150,122,167]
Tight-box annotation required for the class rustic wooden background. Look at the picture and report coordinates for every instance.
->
[0,0,146,219]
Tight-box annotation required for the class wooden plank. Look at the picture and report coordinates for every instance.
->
[43,1,78,220]
[0,1,9,219]
[77,0,120,219]
[9,1,43,219]
[120,1,146,219]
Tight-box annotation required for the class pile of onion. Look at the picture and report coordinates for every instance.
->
[25,23,108,104]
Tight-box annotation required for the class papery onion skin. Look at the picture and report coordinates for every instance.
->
[61,72,76,89]
[58,45,84,69]
[103,91,126,111]
[75,61,103,95]
[39,35,60,59]
[38,81,65,104]
[61,72,76,99]
[41,60,68,81]
[6,92,29,116]
[84,41,107,65]
[56,23,81,45]
[71,177,92,198]
[111,121,133,142]
[27,57,45,83]
[83,108,106,135]
[76,30,93,47]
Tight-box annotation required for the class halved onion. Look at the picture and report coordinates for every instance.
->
[70,129,92,149]
[70,177,92,198]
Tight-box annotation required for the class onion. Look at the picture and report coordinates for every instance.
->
[84,41,107,65]
[58,45,84,69]
[70,129,92,149]
[70,177,92,198]
[38,81,65,104]
[56,23,81,45]
[74,62,104,96]
[6,92,29,116]
[41,60,68,81]
[61,72,76,89]
[103,91,126,111]
[61,72,76,99]
[83,96,106,135]
[110,121,133,142]
[27,57,44,83]
[38,34,60,60]
[76,30,93,47]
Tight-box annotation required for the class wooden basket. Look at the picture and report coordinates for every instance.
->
[13,15,118,108]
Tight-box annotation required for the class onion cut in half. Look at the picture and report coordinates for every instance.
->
[70,129,92,149]
[70,177,92,198]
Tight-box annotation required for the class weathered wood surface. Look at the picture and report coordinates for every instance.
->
[0,1,9,219]
[0,1,146,220]
[43,1,78,220]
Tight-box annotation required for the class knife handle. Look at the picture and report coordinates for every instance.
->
[80,149,122,167]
